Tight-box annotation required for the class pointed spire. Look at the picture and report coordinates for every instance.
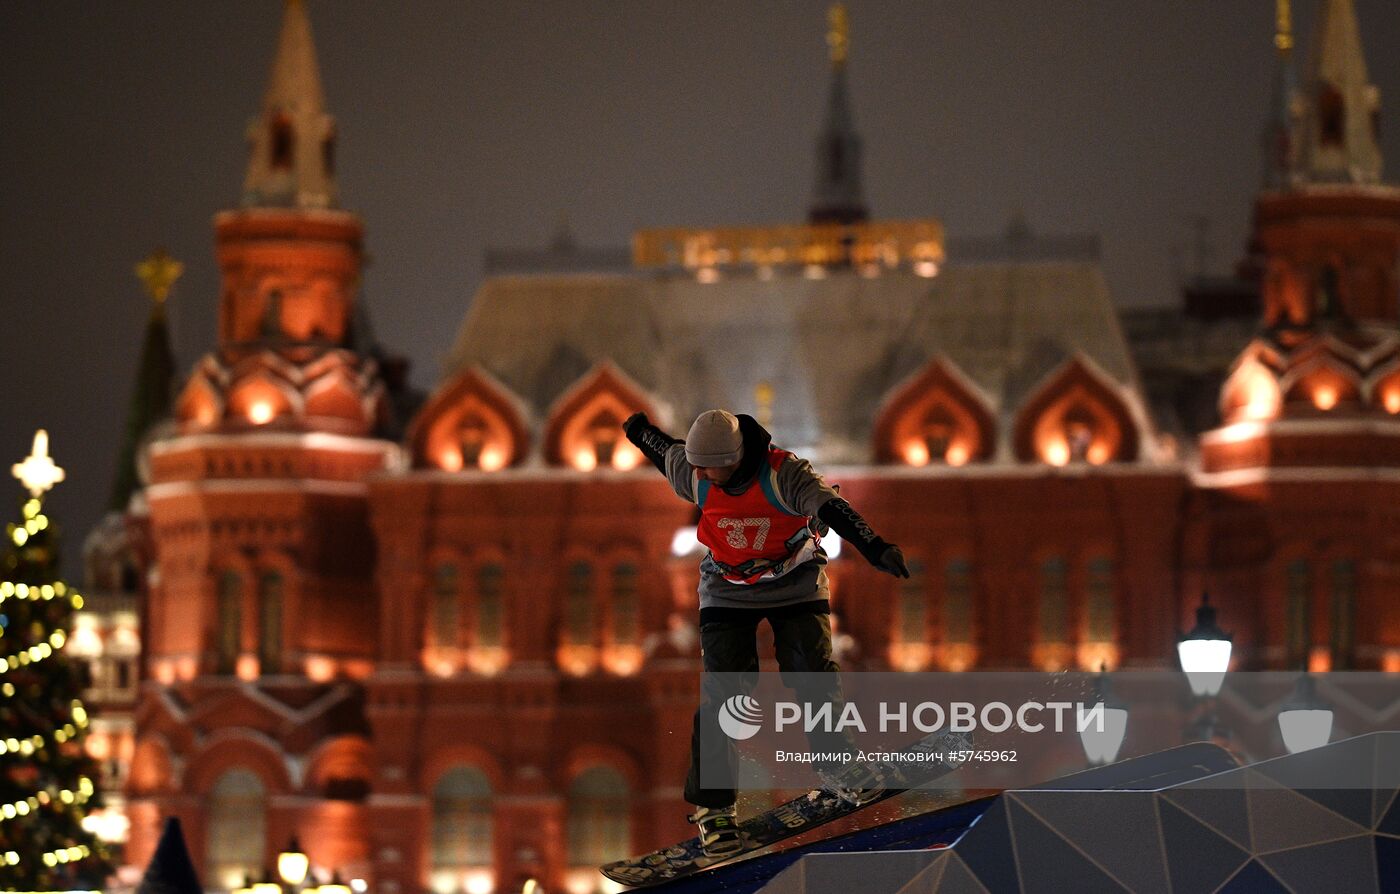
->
[110,251,178,510]
[1295,0,1383,185]
[1261,0,1298,189]
[808,4,868,225]
[136,817,203,894]
[242,0,339,208]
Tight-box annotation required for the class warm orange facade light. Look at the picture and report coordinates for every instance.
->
[464,647,509,676]
[1042,439,1070,467]
[478,445,508,472]
[247,401,276,425]
[1384,389,1400,414]
[902,439,930,466]
[1307,646,1332,673]
[556,645,598,677]
[1241,371,1280,421]
[610,443,643,471]
[1312,385,1339,411]
[945,443,970,467]
[936,643,976,672]
[601,644,644,676]
[572,448,598,472]
[888,643,932,672]
[1076,642,1119,672]
[304,655,337,682]
[236,654,260,681]
[1383,649,1400,673]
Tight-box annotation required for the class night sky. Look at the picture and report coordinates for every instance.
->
[2,1,1399,576]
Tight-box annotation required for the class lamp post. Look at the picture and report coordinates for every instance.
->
[1079,664,1128,766]
[1178,593,1232,698]
[278,836,310,889]
[1278,672,1334,754]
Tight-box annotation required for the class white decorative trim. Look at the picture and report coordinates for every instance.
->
[150,431,396,456]
[146,479,369,500]
[1192,466,1400,489]
[1201,417,1400,445]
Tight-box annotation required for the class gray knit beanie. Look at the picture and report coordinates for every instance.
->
[685,409,744,467]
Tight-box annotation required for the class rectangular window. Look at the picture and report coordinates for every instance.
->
[433,564,459,650]
[1286,559,1311,667]
[611,564,639,647]
[565,562,594,647]
[1038,557,1068,644]
[897,560,927,645]
[1085,557,1115,643]
[217,571,242,674]
[943,559,972,644]
[475,564,503,650]
[258,572,283,674]
[1330,560,1356,670]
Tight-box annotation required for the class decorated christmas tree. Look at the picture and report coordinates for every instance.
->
[0,431,112,890]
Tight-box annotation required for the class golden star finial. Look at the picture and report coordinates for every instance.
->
[135,249,184,306]
[827,4,849,69]
[12,430,65,498]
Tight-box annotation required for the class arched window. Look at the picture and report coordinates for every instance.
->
[1286,559,1311,668]
[217,571,242,675]
[322,130,336,176]
[270,113,294,169]
[1319,84,1344,147]
[433,564,460,651]
[475,564,504,650]
[258,572,283,674]
[430,767,493,892]
[206,769,265,890]
[567,767,630,869]
[1330,560,1356,670]
[1315,265,1341,319]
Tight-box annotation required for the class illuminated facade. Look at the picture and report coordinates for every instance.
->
[111,2,1400,893]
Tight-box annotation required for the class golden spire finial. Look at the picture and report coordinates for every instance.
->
[755,381,774,427]
[1275,0,1293,53]
[135,249,184,306]
[12,430,65,499]
[827,3,849,69]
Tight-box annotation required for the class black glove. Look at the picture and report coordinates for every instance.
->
[817,497,907,576]
[622,412,679,474]
[876,544,911,579]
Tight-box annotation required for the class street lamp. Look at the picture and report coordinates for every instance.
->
[1178,593,1232,697]
[278,836,310,887]
[1279,672,1334,754]
[318,870,351,894]
[1079,664,1128,766]
[251,870,283,894]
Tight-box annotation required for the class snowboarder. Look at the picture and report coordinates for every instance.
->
[623,408,910,855]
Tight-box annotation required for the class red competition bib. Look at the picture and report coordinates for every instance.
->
[695,448,823,584]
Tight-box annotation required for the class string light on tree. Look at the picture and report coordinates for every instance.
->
[0,430,112,888]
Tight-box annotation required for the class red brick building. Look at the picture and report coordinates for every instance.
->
[115,2,1400,892]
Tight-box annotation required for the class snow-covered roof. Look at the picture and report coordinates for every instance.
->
[441,262,1148,463]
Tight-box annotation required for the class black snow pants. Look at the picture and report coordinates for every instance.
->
[684,599,851,810]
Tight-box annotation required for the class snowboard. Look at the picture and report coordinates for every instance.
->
[599,729,972,888]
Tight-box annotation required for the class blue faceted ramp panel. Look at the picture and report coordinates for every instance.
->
[740,734,1400,894]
